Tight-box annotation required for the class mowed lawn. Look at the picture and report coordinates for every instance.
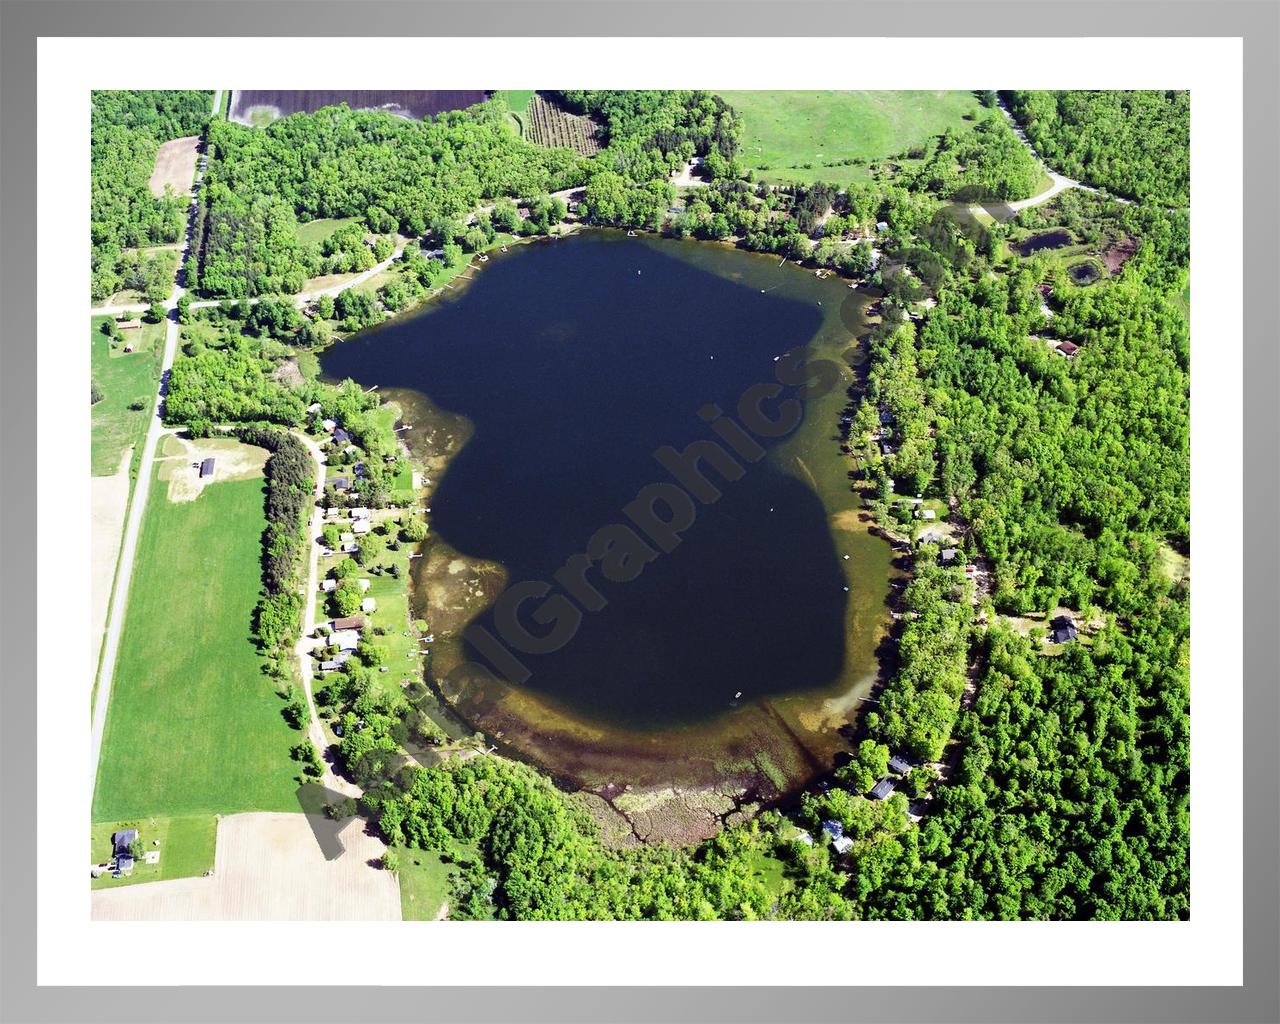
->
[296,215,360,246]
[719,90,985,185]
[91,316,162,476]
[90,814,217,889]
[93,470,302,821]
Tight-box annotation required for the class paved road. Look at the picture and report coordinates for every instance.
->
[992,95,1127,212]
[90,89,221,787]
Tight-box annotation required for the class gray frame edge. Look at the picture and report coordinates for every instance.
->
[0,2,1275,1022]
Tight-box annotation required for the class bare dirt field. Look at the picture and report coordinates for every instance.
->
[91,448,132,662]
[157,435,268,503]
[91,812,401,920]
[149,136,201,197]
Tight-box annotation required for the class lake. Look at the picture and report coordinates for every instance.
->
[320,232,894,800]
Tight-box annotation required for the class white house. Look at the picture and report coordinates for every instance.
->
[330,629,360,652]
[351,520,373,535]
[319,579,337,593]
[350,507,372,520]
[361,598,377,613]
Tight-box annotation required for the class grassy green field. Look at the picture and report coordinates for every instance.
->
[90,814,217,889]
[92,469,303,822]
[720,90,986,185]
[296,216,360,246]
[393,846,455,919]
[91,316,162,476]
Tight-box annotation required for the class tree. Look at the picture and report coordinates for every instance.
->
[401,517,428,543]
[356,532,385,565]
[332,579,364,617]
[316,294,336,319]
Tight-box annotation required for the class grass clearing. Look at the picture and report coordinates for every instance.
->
[90,814,217,889]
[297,216,360,246]
[92,468,303,821]
[720,90,986,185]
[393,846,454,919]
[91,316,161,477]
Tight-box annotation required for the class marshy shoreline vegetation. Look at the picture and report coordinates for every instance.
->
[96,88,1190,920]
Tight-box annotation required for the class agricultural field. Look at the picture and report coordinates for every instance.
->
[720,90,986,185]
[92,464,303,822]
[90,814,217,889]
[91,812,401,920]
[91,316,163,477]
[525,93,602,156]
[148,135,201,197]
[228,90,489,126]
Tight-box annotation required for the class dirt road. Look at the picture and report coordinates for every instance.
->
[291,431,361,798]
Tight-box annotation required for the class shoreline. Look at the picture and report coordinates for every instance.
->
[331,231,902,845]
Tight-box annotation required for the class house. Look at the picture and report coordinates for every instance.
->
[118,318,143,330]
[361,598,377,613]
[350,507,371,520]
[1055,340,1080,359]
[875,220,889,232]
[340,542,358,554]
[1050,614,1079,644]
[332,428,352,445]
[319,578,337,593]
[916,509,936,520]
[888,754,913,775]
[870,777,897,800]
[793,830,814,846]
[940,548,958,563]
[199,457,215,479]
[340,532,355,544]
[112,829,138,858]
[306,402,322,414]
[330,476,350,492]
[831,835,853,855]
[322,419,337,432]
[318,660,342,672]
[351,519,372,535]
[820,819,844,841]
[331,615,366,631]
[330,629,361,652]
[353,461,367,478]
[325,506,341,519]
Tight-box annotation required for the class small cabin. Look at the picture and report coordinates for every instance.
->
[869,777,897,800]
[199,457,215,479]
[1050,614,1079,644]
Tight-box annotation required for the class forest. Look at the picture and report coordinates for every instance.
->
[90,90,212,302]
[190,101,584,298]
[1005,90,1191,206]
